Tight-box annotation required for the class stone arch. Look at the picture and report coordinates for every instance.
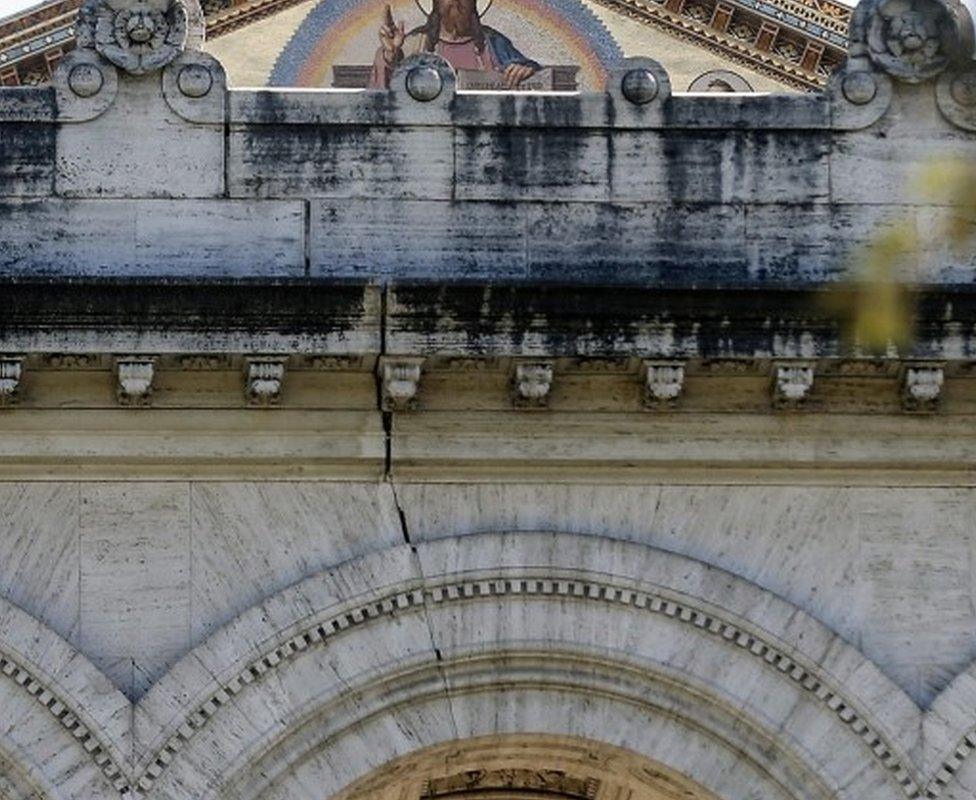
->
[331,734,724,799]
[0,742,52,800]
[919,660,976,798]
[0,595,129,800]
[137,532,924,800]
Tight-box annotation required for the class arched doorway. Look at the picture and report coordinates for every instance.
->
[333,735,719,800]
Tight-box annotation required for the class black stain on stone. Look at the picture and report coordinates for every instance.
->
[0,122,55,196]
[0,279,374,338]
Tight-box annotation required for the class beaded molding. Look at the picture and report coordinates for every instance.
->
[9,573,976,798]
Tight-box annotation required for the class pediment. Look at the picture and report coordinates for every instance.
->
[1,0,848,90]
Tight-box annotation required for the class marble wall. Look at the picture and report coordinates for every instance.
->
[2,479,973,707]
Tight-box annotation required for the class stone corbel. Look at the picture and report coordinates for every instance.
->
[116,357,156,406]
[772,362,815,408]
[0,357,25,408]
[245,357,287,406]
[380,357,425,412]
[641,360,685,409]
[512,362,554,409]
[903,363,944,411]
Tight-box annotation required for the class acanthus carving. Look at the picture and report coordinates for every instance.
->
[849,0,975,83]
[76,0,204,75]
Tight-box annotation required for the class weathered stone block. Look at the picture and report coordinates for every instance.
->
[490,129,834,205]
[309,198,528,279]
[0,199,305,276]
[525,202,747,284]
[744,203,914,283]
[228,124,453,199]
[56,75,223,199]
[653,130,831,204]
[79,483,190,698]
[830,86,976,205]
[0,123,54,197]
[455,127,610,201]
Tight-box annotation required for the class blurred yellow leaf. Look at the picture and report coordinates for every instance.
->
[824,160,975,354]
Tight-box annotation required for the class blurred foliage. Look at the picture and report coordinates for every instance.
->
[826,159,976,354]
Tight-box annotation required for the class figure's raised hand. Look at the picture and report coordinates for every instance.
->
[379,5,406,64]
[502,63,536,88]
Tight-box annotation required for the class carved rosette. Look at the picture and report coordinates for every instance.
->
[849,0,975,82]
[76,0,204,75]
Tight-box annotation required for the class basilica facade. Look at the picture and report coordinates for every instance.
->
[1,0,976,797]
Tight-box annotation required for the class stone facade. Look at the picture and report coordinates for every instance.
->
[1,0,976,798]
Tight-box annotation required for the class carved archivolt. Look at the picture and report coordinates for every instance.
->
[8,534,976,799]
[130,534,921,800]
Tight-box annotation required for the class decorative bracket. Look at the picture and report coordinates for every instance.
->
[0,357,24,408]
[116,357,156,406]
[380,357,425,411]
[245,357,287,406]
[772,362,815,407]
[903,364,944,411]
[641,361,685,409]
[512,362,554,409]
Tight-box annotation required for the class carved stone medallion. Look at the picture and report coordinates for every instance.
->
[76,0,204,75]
[849,0,975,82]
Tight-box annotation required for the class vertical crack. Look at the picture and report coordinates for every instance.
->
[377,284,455,733]
[387,476,456,736]
[389,469,412,546]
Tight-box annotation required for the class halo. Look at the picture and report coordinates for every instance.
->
[413,0,494,19]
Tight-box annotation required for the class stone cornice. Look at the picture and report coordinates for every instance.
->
[588,0,847,89]
[3,281,976,358]
[2,284,976,482]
